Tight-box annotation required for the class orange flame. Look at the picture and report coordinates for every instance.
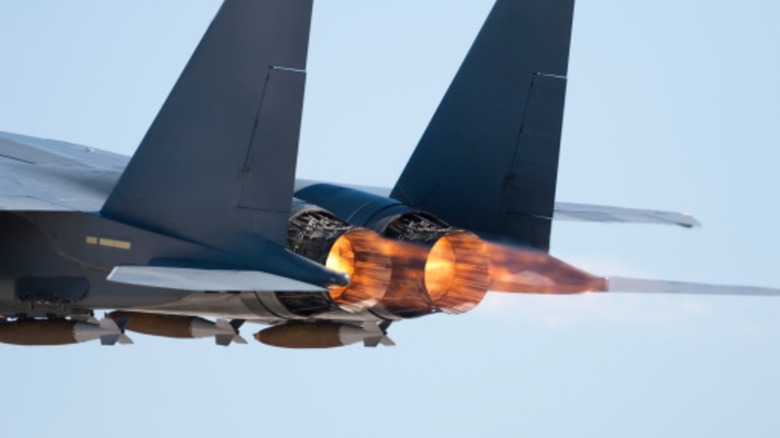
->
[377,240,434,316]
[370,231,491,316]
[325,229,392,312]
[326,236,357,299]
[424,232,489,314]
[326,230,607,317]
[487,243,607,294]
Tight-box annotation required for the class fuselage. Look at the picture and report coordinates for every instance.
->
[0,137,403,323]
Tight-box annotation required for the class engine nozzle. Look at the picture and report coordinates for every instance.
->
[425,231,490,314]
[287,206,392,313]
[325,229,392,312]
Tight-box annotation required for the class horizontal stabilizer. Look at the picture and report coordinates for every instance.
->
[107,266,327,292]
[554,203,701,228]
[296,182,702,229]
[607,277,780,296]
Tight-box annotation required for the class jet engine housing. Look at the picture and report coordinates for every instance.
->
[294,185,491,317]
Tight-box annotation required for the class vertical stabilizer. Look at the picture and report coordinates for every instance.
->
[102,0,314,265]
[391,0,575,250]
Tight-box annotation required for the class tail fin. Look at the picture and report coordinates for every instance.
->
[100,1,341,285]
[391,0,575,250]
[102,0,310,252]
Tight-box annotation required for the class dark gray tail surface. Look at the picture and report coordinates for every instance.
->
[391,0,575,250]
[102,0,311,253]
[101,0,346,287]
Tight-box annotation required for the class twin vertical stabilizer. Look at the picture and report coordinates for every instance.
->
[102,0,344,286]
[102,0,575,288]
[392,0,575,250]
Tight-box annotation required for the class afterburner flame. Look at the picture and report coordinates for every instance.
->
[373,231,490,316]
[376,240,433,316]
[425,237,456,299]
[323,227,606,318]
[424,231,490,314]
[326,236,356,294]
[325,229,392,312]
[487,243,607,294]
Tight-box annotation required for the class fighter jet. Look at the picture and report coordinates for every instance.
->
[0,0,776,348]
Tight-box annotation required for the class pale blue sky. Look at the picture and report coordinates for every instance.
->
[0,1,779,437]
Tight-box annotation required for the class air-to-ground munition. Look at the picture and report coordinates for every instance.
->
[108,311,246,346]
[0,318,131,346]
[256,321,394,349]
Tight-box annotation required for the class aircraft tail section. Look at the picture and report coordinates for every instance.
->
[101,1,343,286]
[391,0,575,250]
[103,0,311,249]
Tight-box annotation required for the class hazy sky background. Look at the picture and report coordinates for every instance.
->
[1,1,779,437]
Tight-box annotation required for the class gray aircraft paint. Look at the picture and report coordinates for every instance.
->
[392,0,574,250]
[0,0,776,347]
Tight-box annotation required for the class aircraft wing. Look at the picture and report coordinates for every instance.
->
[0,131,128,169]
[0,131,123,211]
[553,202,701,228]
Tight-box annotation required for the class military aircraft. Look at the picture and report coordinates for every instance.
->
[1,0,777,348]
